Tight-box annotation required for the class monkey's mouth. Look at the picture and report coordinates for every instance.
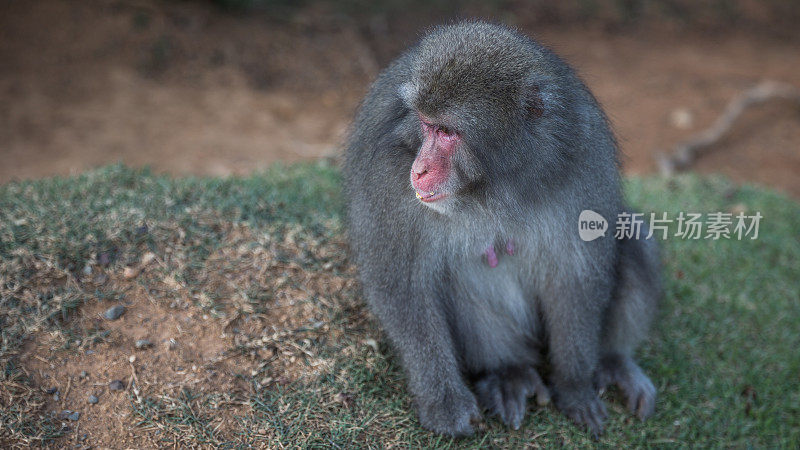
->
[415,190,448,203]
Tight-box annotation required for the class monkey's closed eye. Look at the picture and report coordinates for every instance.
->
[438,125,454,135]
[421,120,457,137]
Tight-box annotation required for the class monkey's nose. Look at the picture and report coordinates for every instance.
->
[411,162,430,181]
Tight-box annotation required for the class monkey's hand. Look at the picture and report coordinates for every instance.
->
[417,383,482,437]
[554,388,607,437]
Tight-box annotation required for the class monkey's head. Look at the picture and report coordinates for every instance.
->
[399,21,575,214]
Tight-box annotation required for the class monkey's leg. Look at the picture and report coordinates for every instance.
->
[543,277,609,436]
[473,365,550,429]
[598,235,661,420]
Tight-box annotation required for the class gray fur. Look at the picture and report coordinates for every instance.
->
[343,21,661,437]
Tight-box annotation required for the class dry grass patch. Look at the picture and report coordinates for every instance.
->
[4,218,367,447]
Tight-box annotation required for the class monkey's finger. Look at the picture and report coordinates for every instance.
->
[469,410,484,426]
[533,384,551,406]
[620,371,656,420]
[589,401,608,436]
[570,408,593,435]
[630,386,656,420]
[522,367,550,406]
[449,418,475,437]
[636,395,654,420]
[585,411,604,438]
[524,377,550,406]
[503,395,525,430]
[569,399,607,438]
[500,383,526,430]
[474,377,504,417]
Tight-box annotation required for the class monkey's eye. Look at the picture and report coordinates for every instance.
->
[437,126,459,144]
[419,118,457,138]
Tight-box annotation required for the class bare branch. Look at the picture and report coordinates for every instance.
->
[657,81,800,176]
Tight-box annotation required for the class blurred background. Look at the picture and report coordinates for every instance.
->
[2,0,799,195]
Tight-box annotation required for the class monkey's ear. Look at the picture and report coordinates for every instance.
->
[523,84,545,120]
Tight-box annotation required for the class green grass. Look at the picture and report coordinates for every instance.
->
[1,163,798,447]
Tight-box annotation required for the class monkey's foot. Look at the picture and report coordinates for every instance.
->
[554,389,607,437]
[473,366,550,430]
[417,384,482,437]
[597,354,656,420]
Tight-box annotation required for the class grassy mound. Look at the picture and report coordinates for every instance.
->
[1,164,798,447]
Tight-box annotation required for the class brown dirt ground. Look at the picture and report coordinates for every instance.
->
[11,221,360,448]
[20,287,255,448]
[1,1,799,195]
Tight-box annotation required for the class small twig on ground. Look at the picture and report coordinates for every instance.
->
[61,376,72,409]
[657,81,800,176]
[129,357,142,403]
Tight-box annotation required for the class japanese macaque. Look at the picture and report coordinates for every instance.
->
[343,21,661,437]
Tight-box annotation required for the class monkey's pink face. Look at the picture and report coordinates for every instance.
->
[411,115,460,204]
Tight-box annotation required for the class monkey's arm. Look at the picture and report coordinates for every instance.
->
[345,156,480,436]
[351,198,480,436]
[365,276,480,436]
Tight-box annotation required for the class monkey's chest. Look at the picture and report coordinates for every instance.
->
[449,252,541,372]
